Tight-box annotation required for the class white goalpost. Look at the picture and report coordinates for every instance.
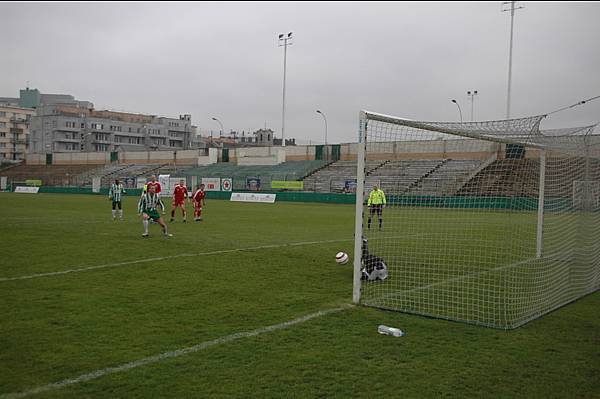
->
[353,110,600,329]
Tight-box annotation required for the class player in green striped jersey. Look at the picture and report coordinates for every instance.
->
[108,179,126,220]
[137,184,172,237]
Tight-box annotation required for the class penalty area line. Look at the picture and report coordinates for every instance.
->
[0,238,354,282]
[0,304,353,399]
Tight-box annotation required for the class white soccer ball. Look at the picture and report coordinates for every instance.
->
[335,252,349,265]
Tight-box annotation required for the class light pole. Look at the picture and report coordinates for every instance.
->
[467,90,478,121]
[503,1,523,119]
[316,110,328,145]
[451,100,463,123]
[278,32,293,147]
[211,117,224,138]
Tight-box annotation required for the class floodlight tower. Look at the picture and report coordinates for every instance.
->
[467,90,478,122]
[503,1,524,119]
[278,32,293,147]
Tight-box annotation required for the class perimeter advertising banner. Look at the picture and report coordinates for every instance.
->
[92,177,102,193]
[271,181,303,190]
[221,178,232,192]
[202,177,221,191]
[15,186,40,194]
[158,175,171,196]
[246,177,261,191]
[122,176,136,189]
[344,179,357,194]
[230,192,276,203]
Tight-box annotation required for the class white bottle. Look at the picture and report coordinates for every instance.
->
[378,325,404,337]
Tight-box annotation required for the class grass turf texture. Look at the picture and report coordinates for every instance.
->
[0,193,598,398]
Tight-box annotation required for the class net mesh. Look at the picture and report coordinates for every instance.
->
[355,111,600,329]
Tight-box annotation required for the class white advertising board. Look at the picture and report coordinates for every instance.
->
[15,186,40,194]
[230,192,276,203]
[92,177,101,193]
[158,174,171,196]
[202,177,221,192]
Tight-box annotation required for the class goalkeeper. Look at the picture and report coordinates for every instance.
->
[367,184,386,230]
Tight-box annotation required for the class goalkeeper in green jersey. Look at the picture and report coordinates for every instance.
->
[367,184,386,230]
[137,184,172,237]
[108,179,126,220]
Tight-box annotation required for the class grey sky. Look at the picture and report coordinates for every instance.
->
[1,1,599,144]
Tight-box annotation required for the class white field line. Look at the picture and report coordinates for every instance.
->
[372,252,563,302]
[0,304,353,399]
[0,233,424,283]
[0,239,350,282]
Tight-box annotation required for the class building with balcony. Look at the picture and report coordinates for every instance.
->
[0,106,36,161]
[29,105,193,153]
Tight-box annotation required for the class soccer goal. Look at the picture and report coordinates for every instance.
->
[353,110,600,329]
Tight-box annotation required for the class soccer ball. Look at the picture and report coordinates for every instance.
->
[335,252,349,265]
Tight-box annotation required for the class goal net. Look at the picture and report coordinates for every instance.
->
[353,110,600,329]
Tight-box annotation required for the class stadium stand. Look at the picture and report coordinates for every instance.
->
[457,159,540,197]
[0,164,100,186]
[182,160,329,190]
[304,158,486,195]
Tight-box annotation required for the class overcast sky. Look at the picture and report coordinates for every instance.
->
[1,1,599,144]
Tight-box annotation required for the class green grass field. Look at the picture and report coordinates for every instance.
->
[1,193,599,398]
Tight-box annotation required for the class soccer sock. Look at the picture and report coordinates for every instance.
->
[171,209,175,218]
[119,210,123,219]
[112,210,116,219]
[367,218,372,228]
[379,218,382,228]
[143,220,149,234]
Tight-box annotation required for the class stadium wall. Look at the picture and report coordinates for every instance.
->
[23,186,560,210]
[25,140,529,166]
[235,147,286,165]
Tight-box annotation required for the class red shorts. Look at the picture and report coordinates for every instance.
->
[172,200,185,207]
[193,202,202,210]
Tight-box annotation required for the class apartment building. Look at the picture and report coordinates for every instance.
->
[0,105,36,161]
[29,105,193,153]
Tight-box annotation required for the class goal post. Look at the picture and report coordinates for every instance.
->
[353,110,600,329]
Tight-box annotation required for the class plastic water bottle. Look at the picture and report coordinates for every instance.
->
[378,325,404,337]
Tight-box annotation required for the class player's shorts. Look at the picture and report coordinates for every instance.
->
[144,209,161,221]
[369,204,383,216]
[172,200,185,207]
[112,201,122,210]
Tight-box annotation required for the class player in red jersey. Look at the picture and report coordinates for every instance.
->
[170,179,189,222]
[144,175,162,196]
[192,183,206,222]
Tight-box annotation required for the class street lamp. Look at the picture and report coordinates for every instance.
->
[451,100,463,123]
[278,31,293,147]
[211,117,224,138]
[467,90,478,121]
[316,110,328,145]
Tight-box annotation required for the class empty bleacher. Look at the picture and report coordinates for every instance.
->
[1,164,100,186]
[457,159,540,197]
[183,160,329,190]
[405,159,485,195]
[303,158,486,195]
